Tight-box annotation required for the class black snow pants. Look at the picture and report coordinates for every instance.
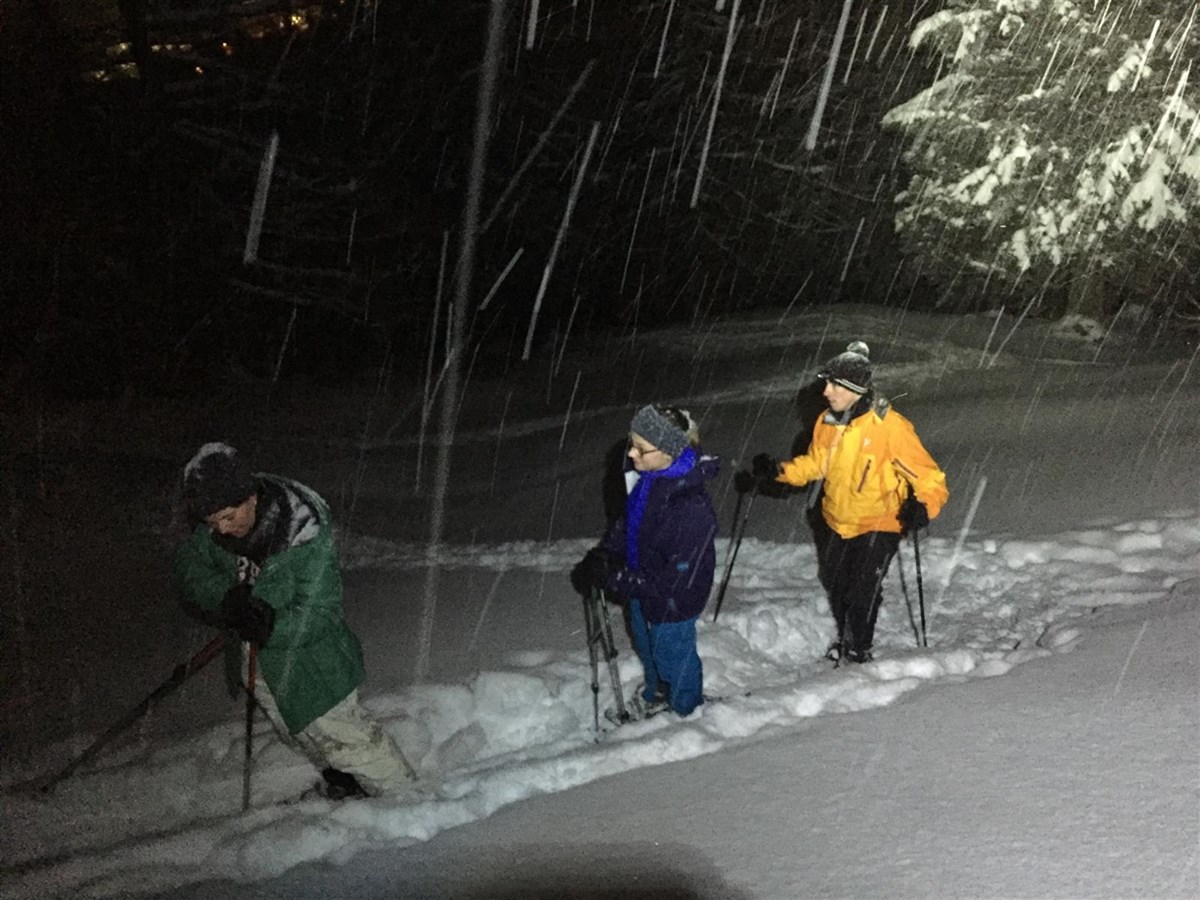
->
[819,529,900,657]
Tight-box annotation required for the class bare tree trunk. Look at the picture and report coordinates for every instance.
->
[413,0,505,684]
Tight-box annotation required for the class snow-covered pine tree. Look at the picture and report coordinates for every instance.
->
[882,0,1200,319]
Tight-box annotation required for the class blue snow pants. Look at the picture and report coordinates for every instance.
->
[628,599,703,716]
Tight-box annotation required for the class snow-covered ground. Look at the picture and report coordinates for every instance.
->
[2,307,1197,898]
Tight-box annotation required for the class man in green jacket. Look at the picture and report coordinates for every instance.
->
[174,442,415,799]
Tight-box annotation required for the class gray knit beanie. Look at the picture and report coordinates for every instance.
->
[629,405,690,458]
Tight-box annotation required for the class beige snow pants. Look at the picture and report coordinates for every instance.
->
[245,649,416,795]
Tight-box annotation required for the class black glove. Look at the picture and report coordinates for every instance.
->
[220,584,276,644]
[570,549,611,597]
[751,453,780,482]
[898,495,930,534]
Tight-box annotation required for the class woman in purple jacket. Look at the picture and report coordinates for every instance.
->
[573,405,719,717]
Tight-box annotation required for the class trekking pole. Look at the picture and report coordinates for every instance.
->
[712,484,757,622]
[720,488,744,574]
[595,588,628,724]
[242,642,257,812]
[912,525,927,648]
[40,633,228,793]
[895,544,921,647]
[902,483,929,648]
[583,587,627,730]
[583,591,602,732]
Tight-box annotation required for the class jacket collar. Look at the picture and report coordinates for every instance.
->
[823,392,889,426]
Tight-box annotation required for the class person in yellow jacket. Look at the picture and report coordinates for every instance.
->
[752,341,948,664]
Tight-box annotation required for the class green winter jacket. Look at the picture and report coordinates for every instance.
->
[173,477,364,733]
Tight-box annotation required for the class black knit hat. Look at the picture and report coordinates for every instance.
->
[818,341,873,394]
[182,442,257,518]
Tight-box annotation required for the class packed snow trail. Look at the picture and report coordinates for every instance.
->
[3,512,1198,899]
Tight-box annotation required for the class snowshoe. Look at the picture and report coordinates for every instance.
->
[842,648,874,665]
[604,686,669,725]
[317,767,370,801]
[603,705,633,726]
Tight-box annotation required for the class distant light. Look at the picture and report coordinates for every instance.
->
[83,62,140,83]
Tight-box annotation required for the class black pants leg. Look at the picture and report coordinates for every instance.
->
[809,505,834,594]
[823,530,900,657]
[819,528,847,646]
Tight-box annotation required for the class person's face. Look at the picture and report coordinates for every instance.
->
[204,494,257,538]
[823,379,863,414]
[628,432,674,473]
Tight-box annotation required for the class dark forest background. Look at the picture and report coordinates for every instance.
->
[2,0,1188,402]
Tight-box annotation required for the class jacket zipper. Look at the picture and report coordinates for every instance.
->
[857,459,872,492]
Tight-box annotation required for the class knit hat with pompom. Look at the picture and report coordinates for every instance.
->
[182,442,257,518]
[818,341,873,394]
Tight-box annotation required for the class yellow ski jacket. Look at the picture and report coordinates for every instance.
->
[777,398,948,539]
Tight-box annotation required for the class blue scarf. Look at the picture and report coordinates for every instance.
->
[625,446,697,570]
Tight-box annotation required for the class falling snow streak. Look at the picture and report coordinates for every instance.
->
[979,307,1005,367]
[558,370,582,452]
[266,306,297,402]
[842,2,868,84]
[770,16,802,121]
[242,129,279,264]
[489,390,513,498]
[863,4,887,66]
[476,247,524,312]
[416,230,450,495]
[414,0,504,685]
[931,476,987,638]
[621,147,657,294]
[1138,341,1200,463]
[544,481,562,547]
[838,216,864,282]
[553,293,582,378]
[691,0,740,209]
[653,0,677,80]
[594,54,645,184]
[522,121,600,361]
[466,569,507,654]
[344,207,357,266]
[806,0,853,151]
[481,60,596,234]
[526,0,541,51]
[986,293,1040,368]
[1110,620,1148,698]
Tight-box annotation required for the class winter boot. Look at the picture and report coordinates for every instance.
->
[629,683,670,720]
[843,647,874,665]
[629,694,669,720]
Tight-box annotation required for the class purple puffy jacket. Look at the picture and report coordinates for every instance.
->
[599,454,720,623]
